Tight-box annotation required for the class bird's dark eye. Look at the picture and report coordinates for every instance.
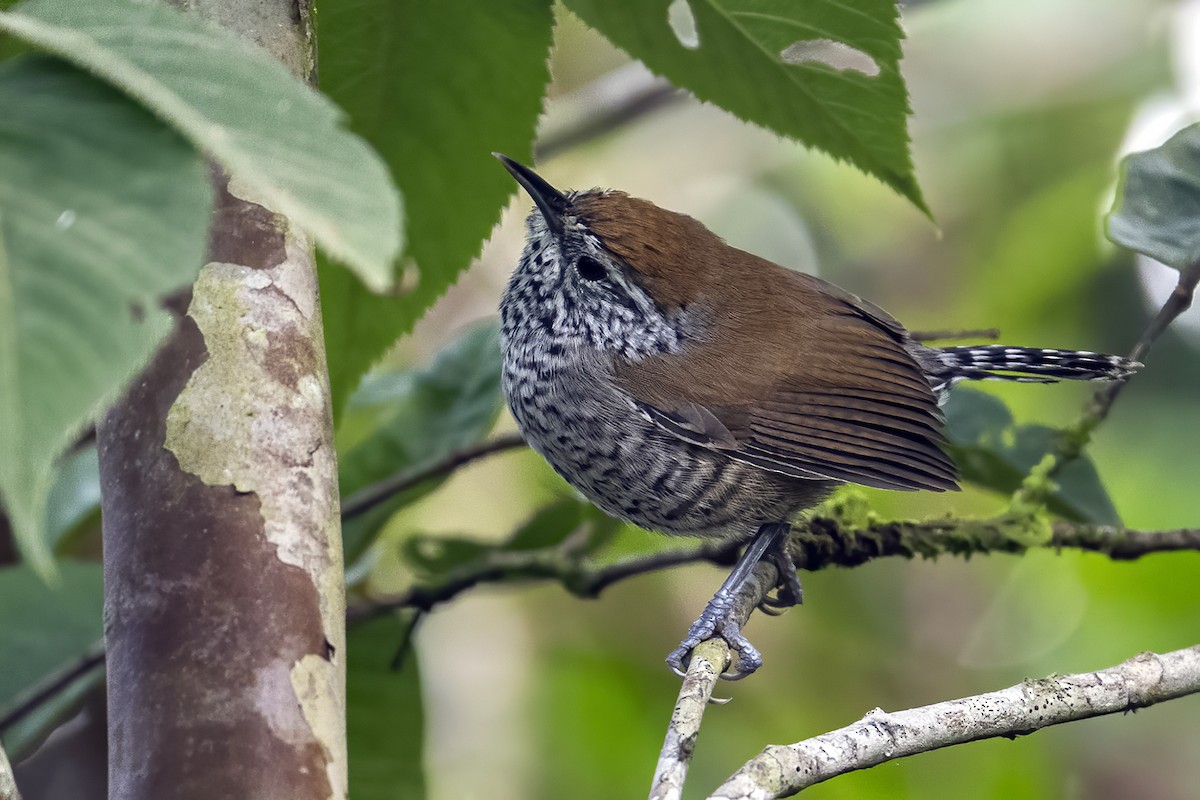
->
[576,255,606,281]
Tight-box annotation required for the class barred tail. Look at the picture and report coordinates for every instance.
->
[932,345,1141,385]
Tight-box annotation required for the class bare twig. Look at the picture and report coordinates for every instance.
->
[0,737,20,800]
[347,539,741,625]
[650,560,779,800]
[1014,260,1200,508]
[649,639,730,800]
[1085,259,1200,427]
[340,433,527,521]
[535,63,684,161]
[908,327,1001,343]
[710,645,1200,799]
[0,645,104,735]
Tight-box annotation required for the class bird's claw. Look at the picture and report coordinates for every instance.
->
[666,521,802,681]
[665,594,764,680]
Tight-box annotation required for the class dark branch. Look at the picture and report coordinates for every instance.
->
[1015,259,1200,509]
[535,65,684,161]
[340,433,527,520]
[0,646,104,736]
[908,327,1001,343]
[345,515,1198,626]
[1081,259,1200,432]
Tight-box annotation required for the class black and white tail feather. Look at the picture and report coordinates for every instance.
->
[923,345,1140,395]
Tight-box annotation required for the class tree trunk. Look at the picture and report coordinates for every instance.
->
[97,2,346,798]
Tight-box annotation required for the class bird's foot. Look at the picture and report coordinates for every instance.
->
[666,589,763,680]
[666,522,799,680]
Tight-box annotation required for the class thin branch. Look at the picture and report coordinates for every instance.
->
[908,327,1001,343]
[1050,521,1200,559]
[0,739,19,800]
[650,561,779,800]
[710,645,1200,799]
[535,63,684,161]
[650,639,730,800]
[1094,259,1200,419]
[345,515,1198,625]
[346,539,741,625]
[1014,259,1200,508]
[340,433,527,521]
[0,645,104,735]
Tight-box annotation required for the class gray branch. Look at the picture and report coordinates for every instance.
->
[0,740,20,800]
[709,645,1200,799]
[649,561,778,800]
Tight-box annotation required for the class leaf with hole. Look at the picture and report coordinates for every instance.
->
[317,0,555,419]
[0,55,211,573]
[563,0,927,214]
[0,0,401,291]
[943,388,1119,525]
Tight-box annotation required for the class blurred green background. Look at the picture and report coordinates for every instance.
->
[375,0,1199,797]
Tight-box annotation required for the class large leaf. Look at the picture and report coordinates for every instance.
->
[347,615,425,800]
[1108,122,1200,270]
[339,322,505,561]
[317,0,555,418]
[0,0,401,291]
[563,0,927,213]
[0,55,211,573]
[0,562,103,756]
[943,388,1119,525]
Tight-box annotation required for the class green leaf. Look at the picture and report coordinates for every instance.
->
[563,0,927,213]
[506,499,620,554]
[401,536,491,579]
[347,615,426,800]
[44,446,101,552]
[401,500,619,582]
[506,500,591,551]
[1108,122,1200,270]
[0,55,211,573]
[943,388,1119,525]
[317,0,555,418]
[339,322,504,561]
[0,562,103,756]
[0,0,401,291]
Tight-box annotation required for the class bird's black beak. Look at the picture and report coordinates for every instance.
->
[494,153,567,236]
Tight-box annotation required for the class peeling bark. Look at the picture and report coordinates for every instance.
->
[98,3,345,798]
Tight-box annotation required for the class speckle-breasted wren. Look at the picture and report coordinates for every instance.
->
[495,154,1138,678]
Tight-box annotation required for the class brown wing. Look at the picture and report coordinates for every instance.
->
[613,257,959,492]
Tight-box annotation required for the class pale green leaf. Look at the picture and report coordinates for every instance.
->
[0,0,401,290]
[317,0,554,417]
[563,0,927,213]
[44,446,101,551]
[1108,122,1200,270]
[0,55,211,572]
[339,322,504,561]
[944,388,1119,525]
[0,562,103,758]
[347,615,426,800]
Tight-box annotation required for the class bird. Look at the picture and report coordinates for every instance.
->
[493,154,1139,679]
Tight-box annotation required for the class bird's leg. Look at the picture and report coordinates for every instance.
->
[666,522,796,680]
[758,523,803,612]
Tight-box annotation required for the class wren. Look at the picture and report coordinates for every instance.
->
[494,154,1138,679]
